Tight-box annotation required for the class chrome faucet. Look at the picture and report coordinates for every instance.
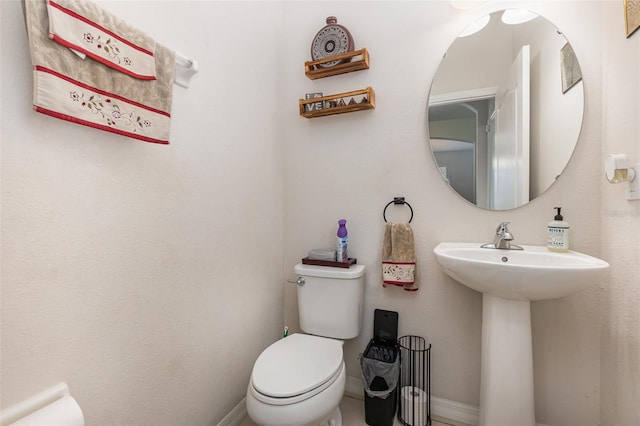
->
[482,221,523,250]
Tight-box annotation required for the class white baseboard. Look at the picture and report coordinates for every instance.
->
[431,395,478,425]
[221,378,550,426]
[216,398,247,426]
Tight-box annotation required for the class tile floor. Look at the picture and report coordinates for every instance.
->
[239,395,455,426]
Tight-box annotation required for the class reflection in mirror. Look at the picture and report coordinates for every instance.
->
[428,10,584,210]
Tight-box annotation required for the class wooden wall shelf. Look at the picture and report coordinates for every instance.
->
[305,48,370,80]
[299,87,375,119]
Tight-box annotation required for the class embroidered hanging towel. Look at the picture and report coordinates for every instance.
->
[382,222,417,291]
[24,0,175,144]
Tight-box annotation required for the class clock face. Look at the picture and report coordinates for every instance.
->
[311,25,353,68]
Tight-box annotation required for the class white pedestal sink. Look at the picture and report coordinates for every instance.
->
[434,243,609,426]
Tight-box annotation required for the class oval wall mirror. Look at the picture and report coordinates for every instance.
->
[428,9,584,210]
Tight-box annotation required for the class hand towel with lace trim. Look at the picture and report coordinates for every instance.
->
[24,0,175,144]
[382,222,418,291]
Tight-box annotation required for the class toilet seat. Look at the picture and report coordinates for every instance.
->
[250,334,343,405]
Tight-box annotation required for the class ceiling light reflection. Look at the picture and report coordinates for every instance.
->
[501,9,539,25]
[458,15,490,37]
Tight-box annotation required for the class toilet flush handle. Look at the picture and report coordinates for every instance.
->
[286,277,305,286]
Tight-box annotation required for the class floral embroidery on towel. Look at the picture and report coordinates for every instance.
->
[45,0,156,80]
[83,33,132,67]
[70,91,151,133]
[382,262,416,285]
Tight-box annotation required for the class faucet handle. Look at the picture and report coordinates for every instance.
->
[496,221,510,233]
[500,221,515,242]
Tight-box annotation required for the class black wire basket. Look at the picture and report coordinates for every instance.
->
[398,335,431,426]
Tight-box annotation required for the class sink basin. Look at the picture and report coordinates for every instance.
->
[434,242,609,301]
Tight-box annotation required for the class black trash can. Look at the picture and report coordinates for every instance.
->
[361,309,400,426]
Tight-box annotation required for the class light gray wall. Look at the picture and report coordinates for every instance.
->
[1,1,285,424]
[599,2,640,424]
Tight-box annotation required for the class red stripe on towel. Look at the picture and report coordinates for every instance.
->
[35,106,169,145]
[49,35,156,81]
[35,66,170,117]
[48,0,155,57]
[383,281,414,286]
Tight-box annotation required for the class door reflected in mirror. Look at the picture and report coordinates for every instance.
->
[428,9,584,210]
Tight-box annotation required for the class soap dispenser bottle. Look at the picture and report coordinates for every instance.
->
[547,207,570,252]
[336,219,348,263]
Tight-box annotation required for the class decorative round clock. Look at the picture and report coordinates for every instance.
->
[310,16,355,68]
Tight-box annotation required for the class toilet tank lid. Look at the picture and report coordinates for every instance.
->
[294,263,365,279]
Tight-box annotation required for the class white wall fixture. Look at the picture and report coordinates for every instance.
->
[0,383,84,426]
[174,52,199,88]
[605,154,640,200]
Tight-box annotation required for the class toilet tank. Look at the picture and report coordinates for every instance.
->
[294,263,366,339]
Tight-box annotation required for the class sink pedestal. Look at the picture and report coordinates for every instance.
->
[479,294,535,426]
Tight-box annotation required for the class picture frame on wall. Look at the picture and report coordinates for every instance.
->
[560,43,582,94]
[625,0,640,38]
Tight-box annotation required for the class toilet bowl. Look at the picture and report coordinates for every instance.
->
[246,264,365,426]
[246,334,346,426]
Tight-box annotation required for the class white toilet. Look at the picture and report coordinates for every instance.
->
[246,263,366,426]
